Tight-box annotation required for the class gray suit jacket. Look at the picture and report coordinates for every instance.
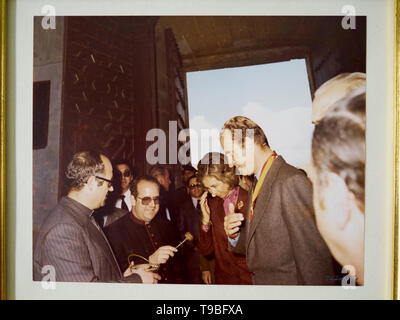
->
[233,156,337,285]
[33,196,141,283]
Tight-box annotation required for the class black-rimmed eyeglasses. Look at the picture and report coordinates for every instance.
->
[95,176,113,188]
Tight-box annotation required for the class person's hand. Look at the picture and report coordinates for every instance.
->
[149,245,177,265]
[202,271,212,285]
[200,192,211,225]
[123,263,161,284]
[223,203,244,239]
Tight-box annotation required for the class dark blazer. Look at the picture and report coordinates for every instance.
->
[173,186,191,213]
[93,206,128,228]
[176,197,202,284]
[157,188,178,226]
[33,197,141,283]
[232,156,338,285]
[177,197,201,244]
[197,187,252,285]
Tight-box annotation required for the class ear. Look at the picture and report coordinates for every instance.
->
[324,171,352,231]
[86,176,97,191]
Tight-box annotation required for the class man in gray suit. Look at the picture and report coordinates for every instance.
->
[221,116,338,285]
[33,151,161,283]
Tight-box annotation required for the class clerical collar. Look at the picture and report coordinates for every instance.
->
[129,211,147,225]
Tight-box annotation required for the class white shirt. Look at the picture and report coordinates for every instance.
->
[191,197,199,209]
[115,189,133,212]
[166,208,171,221]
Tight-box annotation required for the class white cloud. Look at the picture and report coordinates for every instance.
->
[189,115,223,167]
[188,103,314,169]
[242,101,313,167]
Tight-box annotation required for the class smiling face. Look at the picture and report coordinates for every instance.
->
[116,164,133,193]
[201,175,231,199]
[131,180,160,223]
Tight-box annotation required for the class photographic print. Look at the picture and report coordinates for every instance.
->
[2,0,397,300]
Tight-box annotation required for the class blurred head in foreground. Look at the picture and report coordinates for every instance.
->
[312,72,366,124]
[310,89,365,285]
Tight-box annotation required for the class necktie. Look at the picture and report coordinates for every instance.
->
[249,176,257,220]
[120,195,129,211]
[196,200,201,211]
[249,152,276,221]
[252,176,258,190]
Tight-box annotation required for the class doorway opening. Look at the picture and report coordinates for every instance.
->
[186,59,313,169]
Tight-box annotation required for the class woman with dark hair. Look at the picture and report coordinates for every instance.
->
[196,152,252,285]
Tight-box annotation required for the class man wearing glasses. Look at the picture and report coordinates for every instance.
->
[33,151,160,283]
[176,175,205,284]
[114,160,134,212]
[104,176,185,283]
[93,160,134,228]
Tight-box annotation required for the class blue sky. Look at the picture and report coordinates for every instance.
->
[186,59,314,168]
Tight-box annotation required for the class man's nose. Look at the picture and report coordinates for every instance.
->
[149,200,156,208]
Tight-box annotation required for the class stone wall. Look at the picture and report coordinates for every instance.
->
[33,16,64,243]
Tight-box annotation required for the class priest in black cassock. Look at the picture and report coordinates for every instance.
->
[103,175,186,284]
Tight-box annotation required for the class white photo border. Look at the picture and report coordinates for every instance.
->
[6,0,395,299]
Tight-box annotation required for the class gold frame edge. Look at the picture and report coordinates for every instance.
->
[393,0,400,301]
[0,0,7,301]
[0,0,397,301]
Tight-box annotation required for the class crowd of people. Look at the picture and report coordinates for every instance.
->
[33,72,366,286]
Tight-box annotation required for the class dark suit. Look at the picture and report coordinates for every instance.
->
[104,212,185,284]
[174,186,191,211]
[176,197,202,284]
[33,196,141,283]
[157,187,178,226]
[93,206,128,228]
[232,156,338,285]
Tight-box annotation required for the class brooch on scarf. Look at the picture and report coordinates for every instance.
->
[237,201,244,210]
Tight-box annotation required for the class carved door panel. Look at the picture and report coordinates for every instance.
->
[165,28,190,177]
[60,17,157,196]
